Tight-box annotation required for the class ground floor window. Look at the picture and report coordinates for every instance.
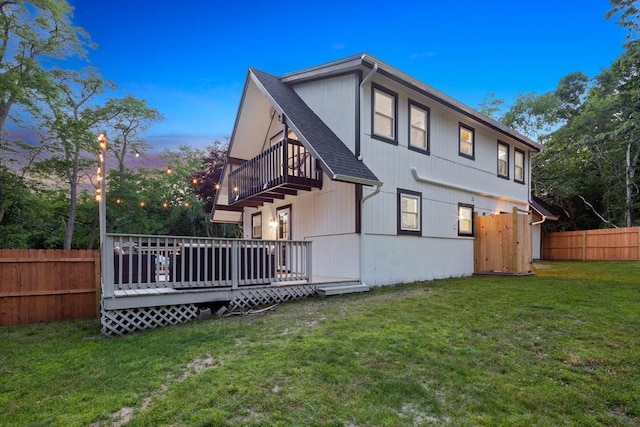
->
[398,189,422,235]
[251,212,262,239]
[458,204,474,236]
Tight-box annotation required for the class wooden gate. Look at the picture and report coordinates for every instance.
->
[474,208,532,275]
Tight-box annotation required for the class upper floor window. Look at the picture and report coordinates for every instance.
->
[398,189,422,235]
[514,148,525,183]
[458,204,474,236]
[498,141,509,179]
[409,101,430,153]
[372,84,397,143]
[459,123,475,159]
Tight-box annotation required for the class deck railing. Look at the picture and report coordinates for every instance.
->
[228,138,322,205]
[101,234,312,298]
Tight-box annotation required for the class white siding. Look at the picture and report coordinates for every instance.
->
[363,234,473,286]
[239,70,535,286]
[356,75,533,283]
[292,74,358,152]
[242,175,359,279]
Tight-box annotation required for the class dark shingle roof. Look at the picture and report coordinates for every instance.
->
[250,68,381,186]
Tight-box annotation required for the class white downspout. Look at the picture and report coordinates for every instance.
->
[359,56,381,287]
[360,184,382,286]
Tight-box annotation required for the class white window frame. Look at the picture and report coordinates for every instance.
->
[398,189,422,235]
[514,148,525,183]
[372,84,397,143]
[409,100,429,153]
[458,204,474,236]
[459,123,475,159]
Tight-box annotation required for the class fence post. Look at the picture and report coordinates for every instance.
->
[582,231,587,261]
[94,251,101,318]
[512,207,518,273]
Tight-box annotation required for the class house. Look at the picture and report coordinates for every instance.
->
[212,53,543,286]
[99,54,544,336]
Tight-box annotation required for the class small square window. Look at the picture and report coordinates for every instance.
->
[498,142,509,178]
[409,101,429,153]
[251,213,262,239]
[459,124,474,159]
[515,149,525,183]
[398,189,422,235]
[372,84,397,143]
[458,204,474,236]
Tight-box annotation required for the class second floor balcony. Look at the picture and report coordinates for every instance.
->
[228,138,323,207]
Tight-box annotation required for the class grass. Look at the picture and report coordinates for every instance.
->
[1,261,639,426]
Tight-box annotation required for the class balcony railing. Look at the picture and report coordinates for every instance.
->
[228,138,322,206]
[101,233,312,298]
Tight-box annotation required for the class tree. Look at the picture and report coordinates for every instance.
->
[606,0,640,41]
[0,0,91,133]
[103,95,163,175]
[33,67,113,249]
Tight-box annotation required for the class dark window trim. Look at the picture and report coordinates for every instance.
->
[361,61,541,152]
[251,212,262,239]
[371,83,398,145]
[458,203,475,237]
[408,99,430,155]
[459,123,475,160]
[276,204,292,240]
[397,188,422,236]
[497,140,510,180]
[514,147,526,184]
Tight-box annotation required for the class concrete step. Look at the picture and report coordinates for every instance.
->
[317,282,370,297]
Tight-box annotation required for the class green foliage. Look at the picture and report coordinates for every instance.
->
[503,38,640,228]
[1,262,638,425]
[0,0,91,132]
[606,0,640,40]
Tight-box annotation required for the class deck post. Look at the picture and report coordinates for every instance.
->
[306,241,312,283]
[102,234,115,298]
[231,239,239,289]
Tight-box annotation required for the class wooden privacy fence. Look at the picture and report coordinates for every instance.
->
[474,208,533,275]
[0,249,99,327]
[542,227,640,261]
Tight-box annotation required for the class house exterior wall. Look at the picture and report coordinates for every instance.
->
[242,178,360,279]
[357,75,533,285]
[291,73,358,153]
[236,65,536,286]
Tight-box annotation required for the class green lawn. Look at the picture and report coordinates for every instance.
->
[1,261,639,426]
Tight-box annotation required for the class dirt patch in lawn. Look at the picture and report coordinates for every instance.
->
[92,354,222,427]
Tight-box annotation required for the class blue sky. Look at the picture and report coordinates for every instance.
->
[68,0,627,152]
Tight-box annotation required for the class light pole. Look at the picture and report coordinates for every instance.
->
[97,132,107,243]
[97,132,107,301]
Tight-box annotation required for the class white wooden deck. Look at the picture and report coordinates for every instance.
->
[100,234,364,336]
[104,275,360,310]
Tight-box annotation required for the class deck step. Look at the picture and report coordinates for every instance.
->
[317,283,370,297]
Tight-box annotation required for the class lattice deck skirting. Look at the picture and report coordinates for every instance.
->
[101,284,318,336]
[230,284,317,311]
[101,304,199,336]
